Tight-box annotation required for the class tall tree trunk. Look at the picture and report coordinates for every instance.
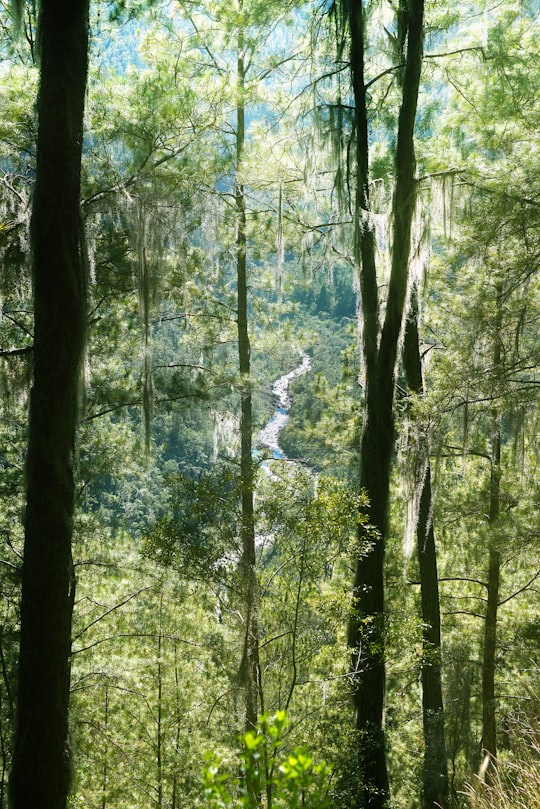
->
[235,13,261,805]
[101,689,109,809]
[0,627,14,809]
[156,595,164,809]
[403,286,448,809]
[345,5,388,801]
[481,284,503,776]
[8,2,89,807]
[346,1,424,805]
[482,538,500,770]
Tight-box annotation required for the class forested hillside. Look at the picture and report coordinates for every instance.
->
[0,1,538,808]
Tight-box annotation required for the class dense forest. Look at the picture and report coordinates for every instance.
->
[0,0,538,808]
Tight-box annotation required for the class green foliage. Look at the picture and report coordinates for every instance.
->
[202,711,332,809]
[142,465,241,574]
[0,1,538,808]
[70,529,237,809]
[279,312,361,478]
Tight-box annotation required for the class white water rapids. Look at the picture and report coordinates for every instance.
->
[256,352,312,460]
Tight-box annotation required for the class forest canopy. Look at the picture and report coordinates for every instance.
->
[0,1,538,808]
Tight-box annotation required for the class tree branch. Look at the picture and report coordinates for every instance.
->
[72,587,153,642]
[439,576,487,589]
[0,346,32,358]
[498,569,540,607]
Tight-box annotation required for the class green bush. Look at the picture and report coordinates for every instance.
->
[202,711,332,809]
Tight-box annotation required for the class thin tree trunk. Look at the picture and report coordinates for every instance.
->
[156,595,164,809]
[236,10,259,736]
[9,1,89,807]
[101,689,109,809]
[417,469,448,808]
[235,11,261,804]
[346,1,424,805]
[172,644,181,809]
[0,689,6,809]
[482,541,500,769]
[481,284,503,775]
[0,626,14,804]
[403,287,448,809]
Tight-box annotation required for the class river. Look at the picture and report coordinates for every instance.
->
[255,351,312,460]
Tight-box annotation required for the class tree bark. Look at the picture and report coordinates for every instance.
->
[482,541,500,769]
[481,285,503,775]
[235,14,261,806]
[8,1,89,807]
[403,287,448,809]
[346,1,424,805]
[346,6,388,803]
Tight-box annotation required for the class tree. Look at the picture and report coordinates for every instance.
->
[173,0,310,752]
[423,4,540,787]
[402,287,448,808]
[234,0,261,746]
[336,0,425,804]
[481,284,503,775]
[8,1,89,806]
